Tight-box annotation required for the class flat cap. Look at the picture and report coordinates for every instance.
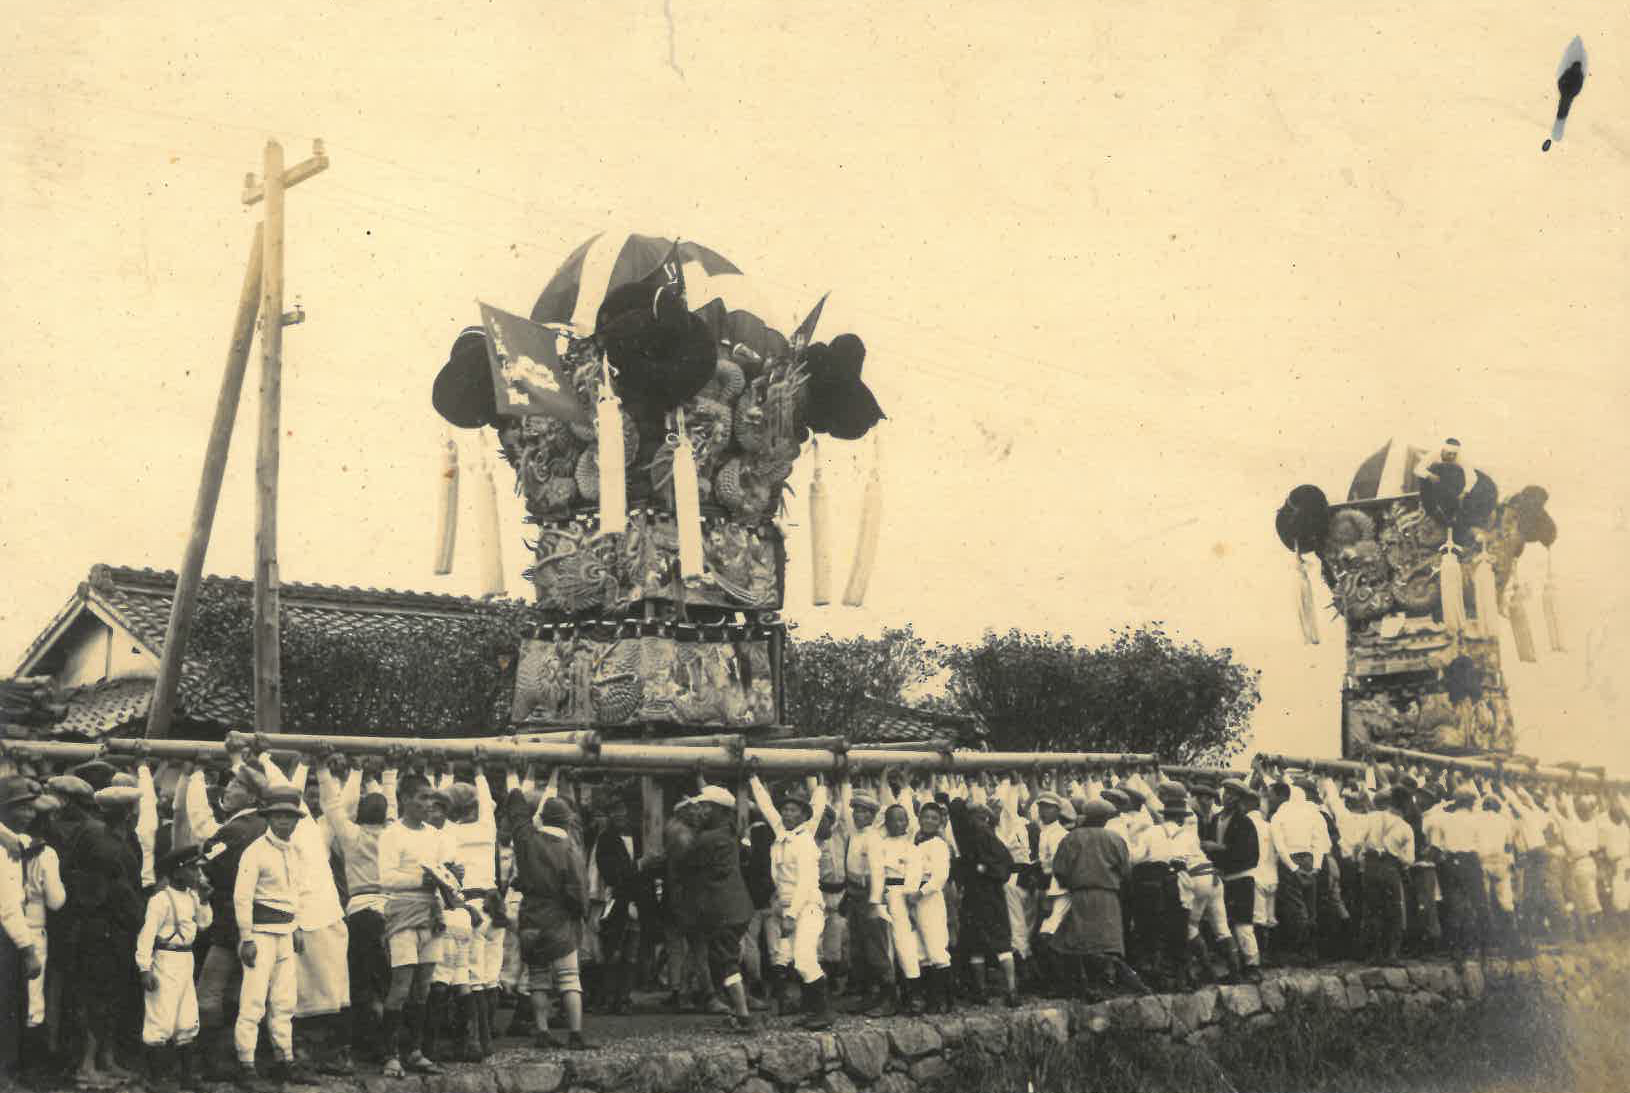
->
[539,797,573,827]
[158,845,204,875]
[0,775,41,809]
[95,785,142,808]
[46,775,94,803]
[258,786,304,816]
[1080,799,1118,824]
[71,760,118,790]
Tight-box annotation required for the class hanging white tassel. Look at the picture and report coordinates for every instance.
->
[843,432,884,607]
[1295,553,1320,645]
[432,435,459,575]
[1470,554,1501,639]
[671,408,705,579]
[1543,548,1565,652]
[1508,580,1538,663]
[809,438,832,606]
[473,444,506,598]
[595,361,627,537]
[1438,533,1467,638]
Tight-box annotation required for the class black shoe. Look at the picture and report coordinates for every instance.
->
[865,983,900,1018]
[798,977,834,1031]
[903,977,927,1016]
[234,1062,276,1093]
[269,1059,321,1087]
[567,1032,594,1051]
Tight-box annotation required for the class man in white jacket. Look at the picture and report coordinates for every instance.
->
[0,776,47,1081]
[1268,780,1329,966]
[232,786,315,1092]
[748,772,832,1028]
[254,755,354,1077]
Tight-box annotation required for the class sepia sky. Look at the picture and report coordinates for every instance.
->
[2,2,1626,767]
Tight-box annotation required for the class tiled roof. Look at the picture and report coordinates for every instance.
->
[51,677,155,740]
[846,695,985,747]
[17,565,530,739]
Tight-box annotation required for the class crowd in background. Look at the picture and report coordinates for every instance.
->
[2,742,1628,1091]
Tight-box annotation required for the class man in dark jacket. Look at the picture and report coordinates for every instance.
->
[591,795,652,1015]
[514,797,592,1051]
[680,786,760,1032]
[947,797,1018,1006]
[53,776,145,1086]
[1214,780,1264,983]
[190,762,270,1079]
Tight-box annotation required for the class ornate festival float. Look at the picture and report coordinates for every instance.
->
[1276,439,1564,759]
[431,233,886,738]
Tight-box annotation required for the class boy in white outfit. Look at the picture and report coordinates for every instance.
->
[137,845,214,1089]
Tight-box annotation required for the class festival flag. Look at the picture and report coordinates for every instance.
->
[478,301,588,423]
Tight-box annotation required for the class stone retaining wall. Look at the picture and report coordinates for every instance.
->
[357,945,1630,1093]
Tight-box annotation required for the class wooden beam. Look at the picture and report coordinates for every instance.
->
[241,141,329,207]
[145,226,264,738]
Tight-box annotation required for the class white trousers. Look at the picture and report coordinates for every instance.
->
[235,931,297,1063]
[501,892,526,989]
[1004,879,1036,958]
[884,889,921,978]
[1612,858,1630,914]
[910,891,951,968]
[142,949,200,1046]
[478,924,506,989]
[25,921,46,1027]
[1039,893,1069,936]
[773,903,827,983]
[433,908,473,986]
[1187,874,1229,940]
[1484,861,1517,914]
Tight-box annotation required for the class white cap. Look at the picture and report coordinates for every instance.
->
[696,785,737,810]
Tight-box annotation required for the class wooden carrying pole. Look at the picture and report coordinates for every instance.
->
[210,733,1153,774]
[1163,765,1249,782]
[1364,744,1583,784]
[246,139,328,738]
[2,736,1622,789]
[1255,752,1367,776]
[145,226,265,738]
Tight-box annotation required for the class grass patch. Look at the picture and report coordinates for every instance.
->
[933,972,1630,1093]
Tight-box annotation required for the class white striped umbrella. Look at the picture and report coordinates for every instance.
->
[530,231,776,343]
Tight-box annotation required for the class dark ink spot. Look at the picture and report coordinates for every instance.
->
[1545,37,1587,151]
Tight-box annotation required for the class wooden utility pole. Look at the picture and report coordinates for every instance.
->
[247,138,328,737]
[145,138,329,738]
[144,228,264,737]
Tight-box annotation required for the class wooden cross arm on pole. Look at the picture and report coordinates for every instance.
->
[242,140,329,206]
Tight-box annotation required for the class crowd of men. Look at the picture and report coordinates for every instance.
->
[2,744,1628,1091]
